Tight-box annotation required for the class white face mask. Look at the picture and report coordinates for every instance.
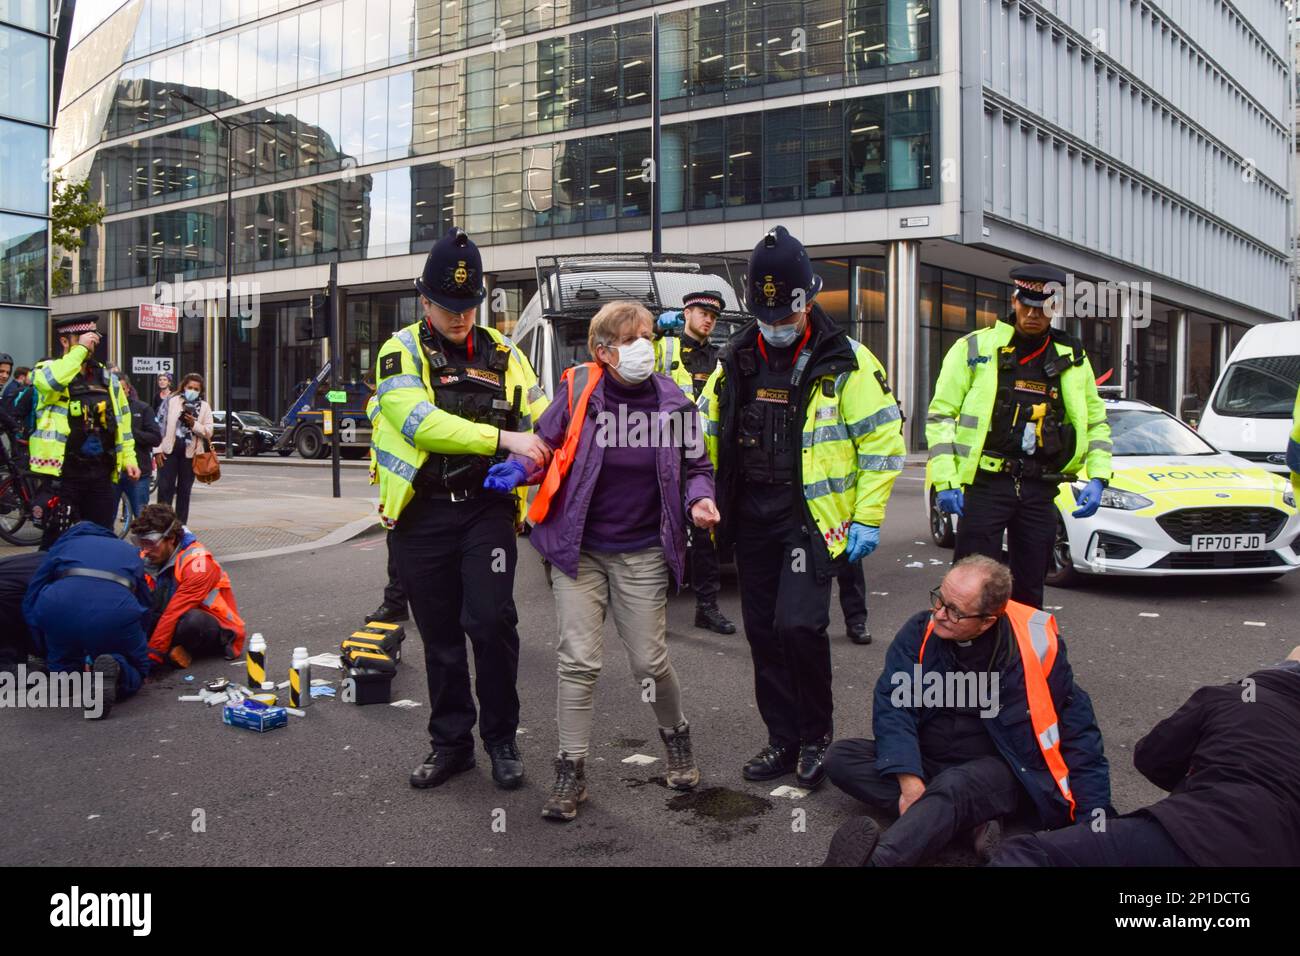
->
[183,389,199,402]
[758,317,803,347]
[608,337,655,384]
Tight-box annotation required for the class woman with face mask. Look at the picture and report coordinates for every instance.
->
[500,300,720,822]
[154,373,213,524]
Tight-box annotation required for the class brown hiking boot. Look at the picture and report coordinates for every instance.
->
[659,721,700,790]
[541,754,587,822]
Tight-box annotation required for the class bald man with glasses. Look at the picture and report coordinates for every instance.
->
[821,555,1111,867]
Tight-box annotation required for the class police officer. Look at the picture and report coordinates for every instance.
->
[927,263,1113,609]
[699,226,906,788]
[654,290,735,635]
[30,315,139,550]
[373,228,550,792]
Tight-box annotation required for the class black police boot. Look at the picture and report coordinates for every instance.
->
[822,817,881,867]
[89,654,120,720]
[366,603,409,624]
[485,738,525,790]
[409,749,475,789]
[695,603,736,635]
[796,735,832,789]
[741,743,799,781]
[847,621,872,645]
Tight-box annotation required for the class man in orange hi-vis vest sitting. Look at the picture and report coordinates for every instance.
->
[820,554,1112,867]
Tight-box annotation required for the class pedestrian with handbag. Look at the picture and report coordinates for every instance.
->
[155,372,214,524]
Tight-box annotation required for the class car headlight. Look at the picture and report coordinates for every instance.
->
[1285,486,1296,509]
[1072,481,1152,511]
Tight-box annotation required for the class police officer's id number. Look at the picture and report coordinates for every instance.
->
[1190,533,1264,552]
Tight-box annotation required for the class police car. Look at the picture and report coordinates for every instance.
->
[929,399,1300,584]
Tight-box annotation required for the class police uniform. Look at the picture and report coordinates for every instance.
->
[372,228,548,790]
[654,290,734,634]
[927,263,1113,608]
[699,226,906,787]
[30,315,136,550]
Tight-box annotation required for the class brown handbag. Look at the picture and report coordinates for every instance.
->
[192,436,221,484]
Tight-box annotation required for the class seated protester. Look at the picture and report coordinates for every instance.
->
[821,555,1112,867]
[993,646,1300,867]
[20,520,154,718]
[130,503,246,670]
[0,550,46,670]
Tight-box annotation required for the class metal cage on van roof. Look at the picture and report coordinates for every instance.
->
[534,252,752,322]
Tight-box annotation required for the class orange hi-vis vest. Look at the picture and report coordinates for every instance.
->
[918,600,1076,820]
[147,539,247,661]
[527,362,603,526]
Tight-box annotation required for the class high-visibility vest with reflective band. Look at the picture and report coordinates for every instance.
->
[29,346,137,480]
[925,320,1113,492]
[917,601,1077,821]
[371,321,549,528]
[698,336,906,557]
[148,540,246,659]
[527,362,603,525]
[365,394,379,485]
[654,336,698,399]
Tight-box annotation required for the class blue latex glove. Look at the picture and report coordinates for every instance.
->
[845,523,879,563]
[656,310,684,334]
[1072,478,1105,518]
[483,460,528,493]
[936,488,964,517]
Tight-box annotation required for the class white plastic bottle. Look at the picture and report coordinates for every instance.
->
[290,646,312,709]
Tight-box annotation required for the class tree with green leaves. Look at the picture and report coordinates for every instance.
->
[50,174,106,296]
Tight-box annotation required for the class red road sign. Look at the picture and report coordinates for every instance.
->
[139,303,178,333]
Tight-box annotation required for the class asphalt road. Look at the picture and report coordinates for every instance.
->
[3,464,1296,867]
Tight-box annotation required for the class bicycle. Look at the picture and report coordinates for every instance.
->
[0,434,48,547]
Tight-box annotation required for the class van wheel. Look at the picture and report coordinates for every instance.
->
[295,425,324,460]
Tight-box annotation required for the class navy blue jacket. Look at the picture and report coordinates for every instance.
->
[22,521,153,650]
[873,610,1113,830]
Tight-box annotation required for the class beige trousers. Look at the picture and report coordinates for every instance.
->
[551,548,685,758]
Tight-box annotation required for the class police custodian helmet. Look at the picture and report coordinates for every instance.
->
[414,227,487,313]
[745,225,823,322]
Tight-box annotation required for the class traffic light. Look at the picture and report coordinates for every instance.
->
[298,291,331,340]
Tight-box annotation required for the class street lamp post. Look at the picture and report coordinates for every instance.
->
[169,91,285,459]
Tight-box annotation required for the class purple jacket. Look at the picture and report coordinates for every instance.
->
[528,368,715,588]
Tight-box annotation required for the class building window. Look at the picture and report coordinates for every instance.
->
[0,23,48,125]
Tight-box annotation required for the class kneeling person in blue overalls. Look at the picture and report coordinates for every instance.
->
[22,520,153,719]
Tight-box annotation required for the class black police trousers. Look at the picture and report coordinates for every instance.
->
[687,523,721,608]
[953,471,1058,608]
[39,466,117,551]
[391,491,520,754]
[824,737,1024,866]
[382,531,407,610]
[734,484,833,748]
[991,810,1194,866]
[837,558,867,628]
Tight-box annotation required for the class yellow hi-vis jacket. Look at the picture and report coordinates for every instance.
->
[697,308,906,560]
[30,345,136,480]
[654,335,708,400]
[371,321,548,528]
[925,320,1113,491]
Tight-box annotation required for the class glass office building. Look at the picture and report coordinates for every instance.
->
[51,1,1291,442]
[1,0,52,366]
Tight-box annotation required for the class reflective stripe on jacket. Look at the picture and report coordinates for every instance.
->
[371,321,549,528]
[925,319,1112,491]
[30,345,136,479]
[698,310,905,559]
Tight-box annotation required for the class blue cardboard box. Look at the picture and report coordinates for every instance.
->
[223,700,288,732]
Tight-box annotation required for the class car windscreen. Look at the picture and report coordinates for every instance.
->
[1109,409,1217,456]
[237,411,273,426]
[1210,354,1300,418]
